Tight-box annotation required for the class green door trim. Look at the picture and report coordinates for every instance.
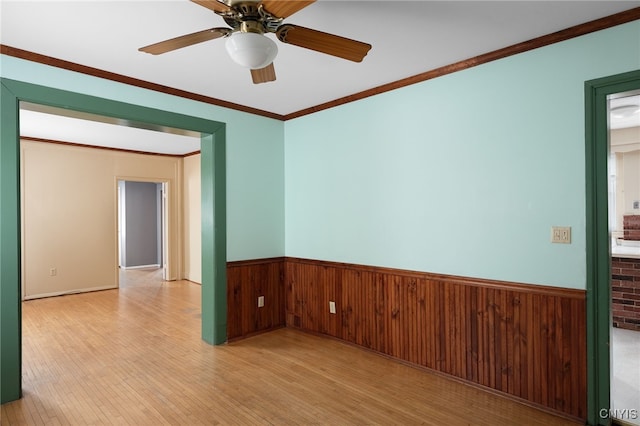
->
[585,69,640,426]
[0,78,227,404]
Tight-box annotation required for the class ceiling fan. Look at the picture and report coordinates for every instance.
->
[139,0,372,84]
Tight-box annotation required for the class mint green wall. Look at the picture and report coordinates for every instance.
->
[0,56,285,261]
[284,21,640,289]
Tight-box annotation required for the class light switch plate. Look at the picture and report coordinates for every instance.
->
[551,226,571,244]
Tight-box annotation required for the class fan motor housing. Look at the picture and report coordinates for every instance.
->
[221,2,282,34]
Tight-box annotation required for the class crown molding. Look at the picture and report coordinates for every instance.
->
[2,7,639,122]
[0,44,284,121]
[283,7,640,120]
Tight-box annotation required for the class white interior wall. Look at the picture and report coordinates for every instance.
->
[21,140,183,299]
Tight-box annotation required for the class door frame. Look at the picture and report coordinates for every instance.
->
[117,179,170,280]
[0,78,227,404]
[585,69,640,425]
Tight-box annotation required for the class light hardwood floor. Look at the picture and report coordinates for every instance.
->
[1,269,580,425]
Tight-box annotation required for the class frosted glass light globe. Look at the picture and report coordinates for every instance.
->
[225,32,278,69]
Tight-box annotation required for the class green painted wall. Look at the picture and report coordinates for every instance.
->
[284,21,640,289]
[0,56,285,261]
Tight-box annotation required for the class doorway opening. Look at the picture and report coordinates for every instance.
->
[608,90,640,426]
[118,180,168,281]
[585,70,640,426]
[18,101,197,299]
[0,78,227,404]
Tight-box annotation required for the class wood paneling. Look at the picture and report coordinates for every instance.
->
[227,258,285,340]
[284,257,587,421]
[227,256,587,419]
[2,267,579,425]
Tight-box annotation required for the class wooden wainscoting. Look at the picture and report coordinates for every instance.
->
[227,257,285,340]
[284,257,587,421]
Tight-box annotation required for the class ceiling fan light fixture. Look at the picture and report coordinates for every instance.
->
[225,32,278,69]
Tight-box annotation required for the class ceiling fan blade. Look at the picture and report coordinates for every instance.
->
[139,28,231,55]
[191,0,231,13]
[261,0,315,18]
[276,24,371,62]
[251,63,277,84]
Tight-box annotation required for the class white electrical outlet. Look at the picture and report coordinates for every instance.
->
[257,296,265,308]
[551,226,571,244]
[329,301,336,314]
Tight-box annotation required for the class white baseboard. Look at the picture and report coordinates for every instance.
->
[23,285,118,300]
[120,264,161,270]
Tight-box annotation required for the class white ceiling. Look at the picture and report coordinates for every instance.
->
[2,0,639,154]
[19,103,203,155]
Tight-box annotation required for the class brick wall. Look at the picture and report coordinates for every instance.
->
[612,257,640,331]
[623,215,640,240]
